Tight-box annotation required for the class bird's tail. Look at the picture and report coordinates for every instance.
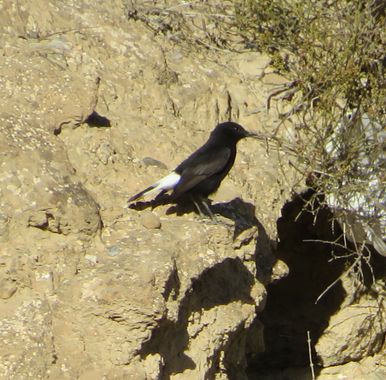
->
[128,172,180,203]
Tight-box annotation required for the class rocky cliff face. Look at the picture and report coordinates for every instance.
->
[0,1,384,380]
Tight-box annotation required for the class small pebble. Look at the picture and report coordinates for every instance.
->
[107,245,120,257]
[140,210,161,229]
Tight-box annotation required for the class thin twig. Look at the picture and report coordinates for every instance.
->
[315,253,362,304]
[303,238,352,250]
[307,331,316,380]
[266,80,299,111]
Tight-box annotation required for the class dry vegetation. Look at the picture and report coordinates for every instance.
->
[232,1,385,303]
[233,0,385,258]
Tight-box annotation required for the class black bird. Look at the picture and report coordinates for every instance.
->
[128,121,257,217]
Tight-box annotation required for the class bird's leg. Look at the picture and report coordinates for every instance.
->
[190,195,219,222]
[190,195,206,218]
[200,197,218,222]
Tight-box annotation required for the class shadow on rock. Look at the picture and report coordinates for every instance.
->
[85,111,111,128]
[212,198,277,285]
[140,257,256,378]
[248,189,347,376]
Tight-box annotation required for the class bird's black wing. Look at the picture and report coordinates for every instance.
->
[173,146,231,197]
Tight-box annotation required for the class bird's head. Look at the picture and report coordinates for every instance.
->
[212,122,257,143]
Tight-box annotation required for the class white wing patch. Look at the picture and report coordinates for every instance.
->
[155,171,181,191]
[141,171,181,199]
[129,171,181,202]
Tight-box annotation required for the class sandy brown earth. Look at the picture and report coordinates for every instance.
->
[0,1,385,379]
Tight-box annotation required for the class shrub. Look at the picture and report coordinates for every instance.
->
[233,0,385,261]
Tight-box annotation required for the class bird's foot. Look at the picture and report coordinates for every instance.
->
[195,213,233,229]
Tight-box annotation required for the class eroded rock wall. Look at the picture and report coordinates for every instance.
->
[0,1,290,379]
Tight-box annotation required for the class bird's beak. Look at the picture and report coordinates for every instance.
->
[246,131,259,138]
